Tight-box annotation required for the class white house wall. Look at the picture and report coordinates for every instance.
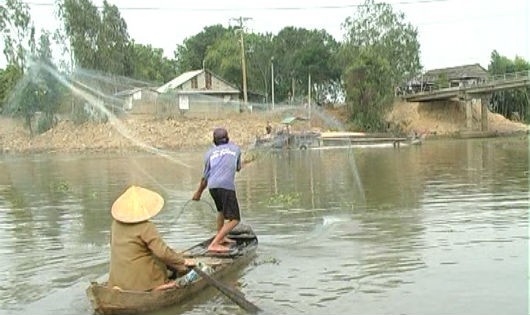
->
[179,94,240,113]
[133,91,142,100]
[179,95,189,110]
[178,72,239,93]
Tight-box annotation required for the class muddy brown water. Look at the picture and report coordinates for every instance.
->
[0,137,527,315]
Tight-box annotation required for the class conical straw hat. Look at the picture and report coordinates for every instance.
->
[111,186,164,223]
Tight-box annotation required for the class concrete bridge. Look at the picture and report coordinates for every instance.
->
[402,71,530,132]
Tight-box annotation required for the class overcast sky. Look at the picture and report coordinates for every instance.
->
[4,0,530,71]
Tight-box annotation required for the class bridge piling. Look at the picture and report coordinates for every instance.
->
[465,99,473,130]
[481,95,491,131]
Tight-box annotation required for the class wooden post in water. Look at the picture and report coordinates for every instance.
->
[480,95,491,131]
[465,98,473,130]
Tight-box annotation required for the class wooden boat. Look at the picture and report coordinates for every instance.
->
[86,224,258,315]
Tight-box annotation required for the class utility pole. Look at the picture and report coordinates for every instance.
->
[291,77,295,104]
[271,56,275,110]
[240,29,248,107]
[308,73,311,108]
[308,73,311,127]
[231,17,251,109]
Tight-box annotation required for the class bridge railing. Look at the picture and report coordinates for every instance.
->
[484,70,530,83]
[400,70,530,96]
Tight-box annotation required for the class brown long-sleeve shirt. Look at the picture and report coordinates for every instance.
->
[108,220,185,291]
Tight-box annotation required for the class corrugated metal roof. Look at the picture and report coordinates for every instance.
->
[157,69,203,93]
[281,116,309,125]
[424,63,488,81]
[114,87,159,97]
[177,90,240,95]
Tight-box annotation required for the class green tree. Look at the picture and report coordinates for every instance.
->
[97,0,131,75]
[0,0,35,115]
[35,31,63,132]
[129,42,176,83]
[245,32,274,102]
[488,50,516,74]
[340,0,421,130]
[203,32,241,87]
[342,0,421,86]
[3,31,63,134]
[203,30,274,102]
[36,31,53,61]
[174,24,341,104]
[57,0,139,123]
[175,24,232,74]
[0,0,36,70]
[204,30,275,103]
[0,65,23,111]
[488,50,530,122]
[272,27,341,103]
[58,0,132,75]
[344,49,393,131]
[57,0,101,69]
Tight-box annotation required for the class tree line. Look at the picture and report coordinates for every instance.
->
[0,0,528,134]
[488,50,530,122]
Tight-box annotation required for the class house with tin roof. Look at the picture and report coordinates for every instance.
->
[157,69,241,113]
[423,63,488,88]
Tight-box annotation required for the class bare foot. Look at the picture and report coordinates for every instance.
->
[208,244,230,252]
[221,237,235,244]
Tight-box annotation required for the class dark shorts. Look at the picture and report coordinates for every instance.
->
[209,188,241,221]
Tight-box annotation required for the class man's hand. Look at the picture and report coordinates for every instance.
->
[192,178,207,200]
[242,151,258,164]
[172,259,196,274]
[192,191,201,201]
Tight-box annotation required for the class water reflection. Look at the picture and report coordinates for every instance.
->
[0,137,527,315]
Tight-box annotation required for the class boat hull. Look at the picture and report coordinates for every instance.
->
[86,225,258,315]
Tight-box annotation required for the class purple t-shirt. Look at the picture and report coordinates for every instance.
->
[203,142,241,190]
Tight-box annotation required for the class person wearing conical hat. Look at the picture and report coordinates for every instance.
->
[192,127,242,252]
[108,185,195,291]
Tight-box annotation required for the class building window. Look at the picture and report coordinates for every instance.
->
[205,72,212,89]
[191,77,198,89]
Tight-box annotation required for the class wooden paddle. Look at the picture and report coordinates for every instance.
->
[192,266,262,314]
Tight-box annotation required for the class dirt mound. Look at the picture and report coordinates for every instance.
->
[386,100,529,136]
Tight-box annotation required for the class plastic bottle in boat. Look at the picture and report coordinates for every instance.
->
[181,269,198,286]
[179,262,214,286]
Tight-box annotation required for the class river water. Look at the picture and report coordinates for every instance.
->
[0,137,527,315]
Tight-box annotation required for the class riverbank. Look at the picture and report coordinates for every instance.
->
[0,113,279,154]
[0,102,527,154]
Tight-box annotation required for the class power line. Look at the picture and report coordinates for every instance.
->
[23,0,459,11]
[16,0,528,31]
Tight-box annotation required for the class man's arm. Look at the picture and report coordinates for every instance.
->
[240,150,259,169]
[192,178,208,200]
[236,152,242,172]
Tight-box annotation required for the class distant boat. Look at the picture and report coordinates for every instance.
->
[319,131,408,147]
[408,133,426,145]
